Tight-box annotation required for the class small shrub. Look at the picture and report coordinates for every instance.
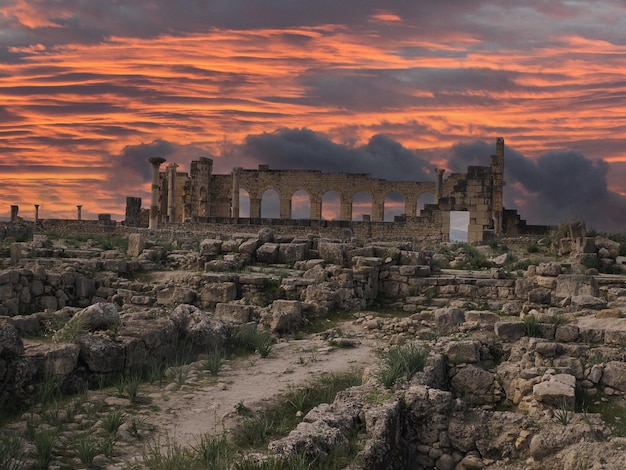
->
[378,343,429,388]
[523,315,541,337]
[142,434,198,470]
[73,433,101,467]
[32,428,58,469]
[553,402,571,426]
[102,410,127,434]
[254,331,274,358]
[194,433,231,468]
[0,433,26,470]
[202,348,223,376]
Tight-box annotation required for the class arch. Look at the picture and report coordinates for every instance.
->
[352,191,372,221]
[291,190,310,219]
[384,191,405,222]
[261,189,279,219]
[416,192,435,216]
[449,211,469,242]
[322,190,340,221]
[238,188,250,218]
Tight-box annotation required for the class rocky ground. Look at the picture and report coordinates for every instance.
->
[1,229,626,469]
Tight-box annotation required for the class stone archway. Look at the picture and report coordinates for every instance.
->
[238,189,250,218]
[384,191,405,222]
[352,191,372,221]
[416,192,435,216]
[291,190,311,219]
[322,191,340,220]
[261,189,280,219]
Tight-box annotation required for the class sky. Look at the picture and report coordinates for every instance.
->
[1,1,626,231]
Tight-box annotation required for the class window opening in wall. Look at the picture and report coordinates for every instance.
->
[261,189,279,219]
[384,191,405,221]
[322,191,340,220]
[291,190,310,219]
[450,211,469,242]
[352,191,372,221]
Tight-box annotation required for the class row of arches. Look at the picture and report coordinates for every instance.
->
[237,189,436,222]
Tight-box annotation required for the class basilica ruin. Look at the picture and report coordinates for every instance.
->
[129,138,546,243]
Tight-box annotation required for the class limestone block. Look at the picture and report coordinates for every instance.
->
[535,276,557,289]
[199,238,223,256]
[268,419,349,463]
[616,256,626,265]
[30,279,44,297]
[588,365,603,384]
[258,227,274,243]
[27,342,79,377]
[255,243,280,264]
[11,314,41,336]
[266,300,302,333]
[200,282,237,306]
[215,303,253,323]
[278,243,307,264]
[238,238,260,255]
[37,295,58,312]
[0,270,20,286]
[536,262,562,277]
[399,250,426,266]
[605,329,626,347]
[571,295,607,309]
[76,333,125,373]
[73,302,119,331]
[126,233,143,257]
[494,321,525,342]
[532,373,576,409]
[595,237,620,257]
[555,324,579,343]
[156,287,196,305]
[444,340,481,364]
[318,242,347,265]
[434,307,465,334]
[528,288,551,304]
[554,274,599,299]
[514,278,534,299]
[465,310,499,325]
[170,304,225,348]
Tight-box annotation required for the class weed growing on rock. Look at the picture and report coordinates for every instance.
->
[201,348,223,376]
[72,432,101,466]
[378,342,429,388]
[553,402,571,425]
[102,410,127,434]
[523,315,540,337]
[0,433,26,470]
[32,428,58,469]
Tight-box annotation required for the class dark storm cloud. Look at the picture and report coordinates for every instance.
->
[233,128,434,181]
[104,138,214,191]
[448,140,626,231]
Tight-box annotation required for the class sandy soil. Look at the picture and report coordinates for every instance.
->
[110,318,383,463]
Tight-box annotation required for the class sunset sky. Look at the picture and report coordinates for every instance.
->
[1,1,625,231]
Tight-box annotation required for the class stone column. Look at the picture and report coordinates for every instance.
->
[310,195,322,220]
[434,168,445,202]
[249,197,262,218]
[167,163,178,222]
[340,201,352,221]
[279,196,291,219]
[148,157,166,229]
[231,168,240,218]
[77,205,82,221]
[491,137,505,235]
[10,205,18,222]
[34,204,39,223]
[372,200,384,222]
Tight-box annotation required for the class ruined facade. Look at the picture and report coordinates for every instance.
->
[136,137,542,243]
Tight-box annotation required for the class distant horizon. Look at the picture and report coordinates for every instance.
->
[2,2,625,231]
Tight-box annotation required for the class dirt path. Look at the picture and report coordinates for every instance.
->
[112,319,383,463]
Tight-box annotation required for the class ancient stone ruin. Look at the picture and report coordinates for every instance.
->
[1,221,626,468]
[135,138,548,244]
